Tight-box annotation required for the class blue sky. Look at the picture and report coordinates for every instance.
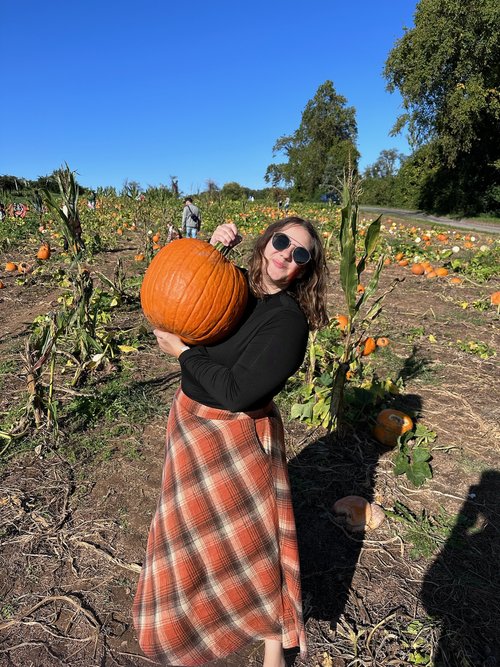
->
[2,0,417,194]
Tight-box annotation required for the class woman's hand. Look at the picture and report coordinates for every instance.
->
[153,329,189,358]
[209,223,241,248]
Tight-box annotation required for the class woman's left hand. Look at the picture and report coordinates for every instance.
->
[153,329,188,358]
[210,223,240,248]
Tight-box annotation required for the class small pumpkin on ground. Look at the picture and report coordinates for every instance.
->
[0,280,5,289]
[411,263,425,275]
[361,337,377,356]
[37,243,51,260]
[335,314,348,332]
[373,408,413,448]
[333,496,385,532]
[134,253,145,262]
[140,238,248,346]
[18,262,33,274]
[490,291,500,306]
[5,262,17,272]
[435,267,449,277]
[376,337,390,347]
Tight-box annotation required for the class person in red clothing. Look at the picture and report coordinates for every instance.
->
[134,217,329,667]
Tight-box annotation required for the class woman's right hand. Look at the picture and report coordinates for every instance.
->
[210,223,241,248]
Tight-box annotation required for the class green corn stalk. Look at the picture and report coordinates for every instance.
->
[328,177,384,432]
[43,163,84,258]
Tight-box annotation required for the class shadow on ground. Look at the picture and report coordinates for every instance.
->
[421,469,500,666]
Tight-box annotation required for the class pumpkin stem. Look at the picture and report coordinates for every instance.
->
[214,241,234,258]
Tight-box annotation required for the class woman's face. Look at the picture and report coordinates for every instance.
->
[262,223,313,294]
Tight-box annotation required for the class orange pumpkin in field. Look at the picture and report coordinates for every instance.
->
[335,314,349,332]
[373,409,413,448]
[361,337,377,356]
[411,263,425,275]
[37,243,51,260]
[491,291,500,306]
[140,238,248,345]
[376,337,390,347]
[5,262,17,272]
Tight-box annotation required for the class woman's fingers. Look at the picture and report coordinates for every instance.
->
[210,223,239,246]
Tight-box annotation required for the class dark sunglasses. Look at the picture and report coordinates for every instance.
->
[271,232,311,265]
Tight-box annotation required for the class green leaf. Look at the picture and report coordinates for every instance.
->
[406,461,432,487]
[339,240,358,314]
[364,215,382,257]
[412,447,431,463]
[393,452,409,475]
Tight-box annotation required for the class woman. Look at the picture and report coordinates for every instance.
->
[133,217,329,667]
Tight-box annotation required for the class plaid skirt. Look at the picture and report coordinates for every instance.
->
[133,389,307,665]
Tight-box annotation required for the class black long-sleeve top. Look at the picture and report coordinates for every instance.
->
[178,276,309,412]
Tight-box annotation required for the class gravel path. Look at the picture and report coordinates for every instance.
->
[360,206,500,235]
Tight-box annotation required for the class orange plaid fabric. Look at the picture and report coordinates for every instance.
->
[133,389,307,665]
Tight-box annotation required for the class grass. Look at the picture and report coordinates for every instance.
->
[389,501,463,560]
[62,370,168,431]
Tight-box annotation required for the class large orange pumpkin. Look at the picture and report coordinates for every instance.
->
[140,238,248,345]
[373,408,413,448]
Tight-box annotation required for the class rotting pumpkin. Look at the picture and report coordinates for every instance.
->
[373,408,413,448]
[333,496,385,532]
[140,238,248,346]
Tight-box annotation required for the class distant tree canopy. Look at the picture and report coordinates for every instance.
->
[384,0,500,214]
[265,80,359,200]
[360,149,408,207]
[0,171,94,199]
[221,182,250,200]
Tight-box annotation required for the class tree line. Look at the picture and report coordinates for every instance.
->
[265,0,500,216]
[3,0,498,216]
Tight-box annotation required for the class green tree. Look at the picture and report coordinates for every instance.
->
[265,80,358,200]
[360,149,407,206]
[364,149,406,179]
[385,0,500,214]
[221,181,249,200]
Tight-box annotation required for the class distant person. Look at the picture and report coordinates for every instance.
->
[87,191,96,210]
[284,196,290,213]
[278,199,283,211]
[181,197,201,238]
[0,203,5,222]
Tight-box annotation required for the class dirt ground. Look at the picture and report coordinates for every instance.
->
[0,221,499,667]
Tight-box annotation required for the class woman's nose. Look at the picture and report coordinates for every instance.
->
[279,246,294,261]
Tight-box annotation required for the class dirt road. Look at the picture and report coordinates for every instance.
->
[360,205,500,235]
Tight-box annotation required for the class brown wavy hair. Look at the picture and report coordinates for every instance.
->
[247,217,329,331]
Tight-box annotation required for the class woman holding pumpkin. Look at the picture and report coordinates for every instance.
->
[133,217,329,667]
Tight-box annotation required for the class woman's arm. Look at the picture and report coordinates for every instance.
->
[180,308,309,412]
